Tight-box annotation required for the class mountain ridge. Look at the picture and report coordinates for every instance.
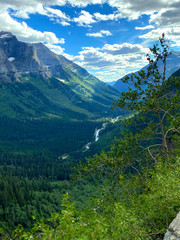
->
[0,31,120,120]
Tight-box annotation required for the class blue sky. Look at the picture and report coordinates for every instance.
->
[0,0,180,82]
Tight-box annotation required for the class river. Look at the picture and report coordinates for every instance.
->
[94,123,107,142]
[84,115,121,151]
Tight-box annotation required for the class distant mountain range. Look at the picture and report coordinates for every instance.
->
[113,51,180,92]
[0,31,120,121]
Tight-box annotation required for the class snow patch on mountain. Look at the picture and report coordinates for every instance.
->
[8,57,15,62]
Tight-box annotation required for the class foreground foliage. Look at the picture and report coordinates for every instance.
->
[1,157,179,239]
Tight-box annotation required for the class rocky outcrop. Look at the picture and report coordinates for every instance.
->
[0,31,49,80]
[0,47,19,82]
[164,212,180,240]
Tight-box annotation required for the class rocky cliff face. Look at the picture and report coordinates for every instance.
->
[164,212,180,240]
[0,31,50,81]
[0,46,19,82]
[0,31,98,84]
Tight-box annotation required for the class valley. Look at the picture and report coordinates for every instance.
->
[0,31,124,163]
[0,32,126,231]
[0,31,179,239]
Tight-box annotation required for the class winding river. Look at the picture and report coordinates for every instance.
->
[84,115,121,151]
[94,123,107,142]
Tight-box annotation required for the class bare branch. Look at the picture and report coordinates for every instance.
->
[1,233,13,240]
[144,232,163,238]
[147,147,157,162]
[164,128,180,140]
[159,108,175,121]
[157,90,174,101]
[129,164,145,184]
[161,111,168,123]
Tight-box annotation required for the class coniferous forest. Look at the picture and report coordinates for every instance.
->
[0,35,180,240]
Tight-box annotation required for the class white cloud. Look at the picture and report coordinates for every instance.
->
[1,0,179,22]
[149,6,180,27]
[67,43,148,81]
[10,5,71,26]
[0,11,64,44]
[107,0,179,19]
[45,43,64,54]
[73,10,96,26]
[103,43,147,55]
[65,0,106,7]
[63,53,75,61]
[86,30,112,37]
[1,0,179,30]
[69,0,180,27]
[44,7,71,26]
[91,69,127,82]
[140,27,180,47]
[59,21,71,26]
[135,25,155,30]
[94,12,117,21]
[135,1,180,47]
[1,1,47,18]
[45,7,69,20]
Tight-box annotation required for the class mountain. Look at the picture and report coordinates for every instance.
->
[105,81,116,86]
[0,31,120,120]
[113,51,180,92]
[0,31,124,164]
[173,67,180,77]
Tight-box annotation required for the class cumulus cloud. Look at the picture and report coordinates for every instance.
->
[136,1,180,48]
[103,43,147,55]
[0,1,46,18]
[86,30,112,37]
[136,25,155,30]
[1,0,179,29]
[1,0,179,22]
[44,7,71,26]
[68,0,180,26]
[94,12,117,21]
[150,7,180,27]
[0,11,64,44]
[108,0,179,20]
[45,43,64,54]
[11,5,71,26]
[65,0,106,7]
[73,10,96,26]
[140,27,180,46]
[68,43,148,82]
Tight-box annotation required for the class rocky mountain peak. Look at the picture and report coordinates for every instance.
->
[0,32,94,84]
[0,32,51,81]
[0,31,15,39]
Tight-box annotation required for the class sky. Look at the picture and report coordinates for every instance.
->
[0,0,180,82]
